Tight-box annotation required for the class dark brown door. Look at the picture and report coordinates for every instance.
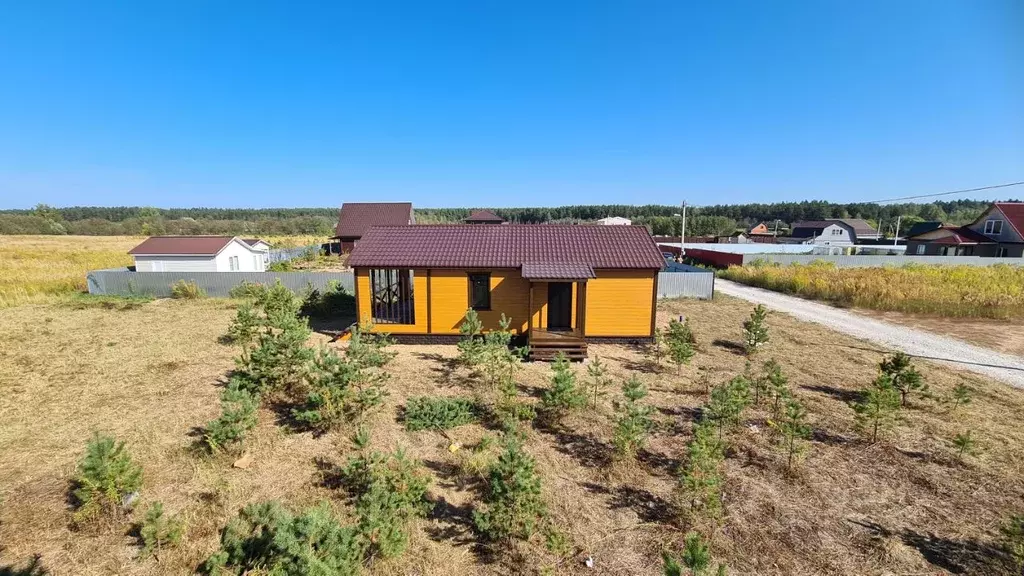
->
[546,282,572,330]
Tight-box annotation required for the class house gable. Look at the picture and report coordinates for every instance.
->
[965,203,1024,243]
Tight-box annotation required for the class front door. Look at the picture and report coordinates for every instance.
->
[546,282,572,330]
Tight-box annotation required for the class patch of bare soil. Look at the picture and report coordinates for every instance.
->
[852,308,1024,357]
[0,296,1021,575]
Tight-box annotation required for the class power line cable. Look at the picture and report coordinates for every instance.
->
[862,181,1024,204]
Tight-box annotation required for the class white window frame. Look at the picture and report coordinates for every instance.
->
[915,244,925,255]
[996,247,1008,258]
[229,255,239,271]
[984,220,1003,235]
[152,261,164,272]
[253,255,260,270]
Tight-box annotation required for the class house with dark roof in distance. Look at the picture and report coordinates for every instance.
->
[332,202,415,252]
[128,236,269,272]
[347,224,665,359]
[789,218,882,246]
[464,209,505,224]
[906,202,1024,257]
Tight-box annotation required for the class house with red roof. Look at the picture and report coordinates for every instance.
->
[347,224,665,359]
[464,209,505,224]
[332,202,415,252]
[128,236,269,272]
[906,202,1024,257]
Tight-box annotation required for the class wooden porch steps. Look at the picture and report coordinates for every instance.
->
[528,329,587,362]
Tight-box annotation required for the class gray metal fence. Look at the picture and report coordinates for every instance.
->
[657,270,715,300]
[268,244,323,263]
[87,269,355,298]
[739,254,1024,267]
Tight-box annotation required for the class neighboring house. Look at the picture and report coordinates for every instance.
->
[129,236,268,272]
[347,224,665,359]
[332,202,415,252]
[597,216,632,225]
[903,221,943,239]
[905,202,1024,257]
[242,238,271,267]
[790,218,881,245]
[464,209,505,224]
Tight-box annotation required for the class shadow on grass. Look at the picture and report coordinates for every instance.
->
[848,519,1013,575]
[711,339,747,356]
[412,352,475,388]
[582,482,675,524]
[534,421,613,469]
[637,448,681,478]
[802,384,861,404]
[0,554,48,576]
[606,356,661,374]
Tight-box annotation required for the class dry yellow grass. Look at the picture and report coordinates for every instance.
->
[721,261,1024,319]
[0,235,327,308]
[0,296,1022,574]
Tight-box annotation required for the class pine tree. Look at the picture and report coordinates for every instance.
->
[762,359,791,419]
[879,352,927,407]
[540,352,587,420]
[742,305,770,356]
[947,383,973,412]
[585,355,612,409]
[768,397,812,470]
[203,377,260,453]
[678,421,725,520]
[663,532,726,576]
[613,376,656,460]
[950,430,980,461]
[852,374,902,443]
[292,346,387,432]
[705,376,751,443]
[648,328,668,370]
[666,318,696,373]
[72,433,143,524]
[139,501,184,558]
[345,322,396,369]
[473,434,547,541]
[457,308,486,367]
[1001,514,1024,576]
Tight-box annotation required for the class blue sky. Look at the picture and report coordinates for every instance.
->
[0,1,1021,209]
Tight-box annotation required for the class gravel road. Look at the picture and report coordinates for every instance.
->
[715,279,1024,389]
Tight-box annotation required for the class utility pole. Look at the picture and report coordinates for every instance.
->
[893,215,901,246]
[773,219,780,237]
[680,202,687,257]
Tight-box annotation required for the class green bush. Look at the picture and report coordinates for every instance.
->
[457,308,486,367]
[345,323,396,369]
[139,501,184,557]
[71,434,143,524]
[203,378,260,453]
[742,304,769,355]
[404,396,479,431]
[292,347,387,432]
[170,279,205,299]
[666,317,696,373]
[237,309,314,396]
[678,421,725,521]
[267,260,293,272]
[663,532,727,576]
[340,436,432,560]
[300,281,355,319]
[228,280,267,300]
[473,434,547,541]
[202,501,362,576]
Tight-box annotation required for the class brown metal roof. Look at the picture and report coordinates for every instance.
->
[334,202,414,238]
[521,262,596,280]
[128,236,236,256]
[348,224,665,270]
[464,209,505,223]
[241,238,268,247]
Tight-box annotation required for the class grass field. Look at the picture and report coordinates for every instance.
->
[720,261,1024,319]
[0,235,327,308]
[1,295,1022,575]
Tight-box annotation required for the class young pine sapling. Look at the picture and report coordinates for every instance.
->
[768,396,812,471]
[613,376,656,460]
[852,374,902,443]
[950,430,981,461]
[585,355,612,409]
[540,352,587,421]
[742,305,770,356]
[879,352,927,407]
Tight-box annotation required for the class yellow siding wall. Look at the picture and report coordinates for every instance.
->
[356,268,429,334]
[356,267,655,338]
[584,270,655,337]
[430,269,531,334]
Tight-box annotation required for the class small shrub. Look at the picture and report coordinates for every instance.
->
[1002,514,1024,575]
[705,376,751,443]
[203,378,260,453]
[473,434,547,541]
[346,323,396,369]
[226,303,261,349]
[457,308,486,367]
[267,260,294,272]
[742,305,769,355]
[300,281,355,319]
[202,501,362,575]
[404,396,479,431]
[613,376,655,460]
[170,279,205,300]
[946,383,973,412]
[228,280,266,300]
[761,359,791,418]
[880,352,927,407]
[540,352,587,420]
[585,355,612,409]
[71,434,143,524]
[341,432,433,560]
[237,310,314,396]
[139,501,184,557]
[663,532,727,576]
[293,347,387,432]
[852,374,902,443]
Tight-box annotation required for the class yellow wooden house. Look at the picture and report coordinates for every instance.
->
[347,224,665,359]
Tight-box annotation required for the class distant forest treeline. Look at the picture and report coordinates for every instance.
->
[0,199,1008,237]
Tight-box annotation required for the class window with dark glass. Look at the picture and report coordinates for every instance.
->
[468,273,491,310]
